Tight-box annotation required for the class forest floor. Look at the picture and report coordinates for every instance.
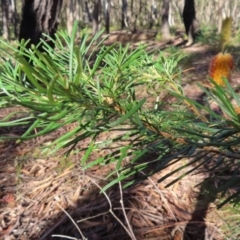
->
[1,30,240,240]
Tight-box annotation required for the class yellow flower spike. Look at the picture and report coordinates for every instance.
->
[208,52,234,86]
[234,106,240,115]
[221,17,233,52]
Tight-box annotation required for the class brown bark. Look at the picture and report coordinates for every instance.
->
[66,1,75,35]
[105,0,111,34]
[149,1,157,29]
[217,0,223,33]
[121,0,128,29]
[66,0,82,36]
[19,0,63,49]
[85,1,92,23]
[92,0,102,36]
[161,0,170,39]
[9,0,18,38]
[121,0,139,33]
[2,0,9,40]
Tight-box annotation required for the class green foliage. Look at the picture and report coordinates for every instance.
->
[0,23,187,187]
[195,25,219,46]
[169,78,240,206]
[216,200,240,239]
[1,23,240,209]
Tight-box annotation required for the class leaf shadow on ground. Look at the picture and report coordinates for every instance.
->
[0,122,235,240]
[37,153,213,239]
[38,145,237,240]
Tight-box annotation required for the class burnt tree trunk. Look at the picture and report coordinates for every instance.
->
[183,0,196,46]
[104,0,111,34]
[121,0,128,29]
[85,1,92,23]
[19,0,63,50]
[92,0,102,36]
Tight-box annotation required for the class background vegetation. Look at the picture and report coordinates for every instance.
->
[1,0,240,40]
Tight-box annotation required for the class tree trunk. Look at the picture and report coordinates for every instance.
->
[104,0,111,33]
[2,0,9,40]
[121,0,128,29]
[161,0,170,39]
[121,0,142,33]
[130,0,142,33]
[149,0,157,29]
[19,0,63,50]
[183,0,196,46]
[92,0,102,36]
[85,1,92,23]
[66,0,82,36]
[9,0,18,38]
[66,1,75,36]
[217,0,224,33]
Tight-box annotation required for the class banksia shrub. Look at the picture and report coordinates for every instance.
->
[208,52,234,86]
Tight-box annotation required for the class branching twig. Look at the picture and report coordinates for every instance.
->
[117,172,137,240]
[53,197,87,240]
[88,176,134,239]
[77,211,109,223]
[51,235,80,240]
